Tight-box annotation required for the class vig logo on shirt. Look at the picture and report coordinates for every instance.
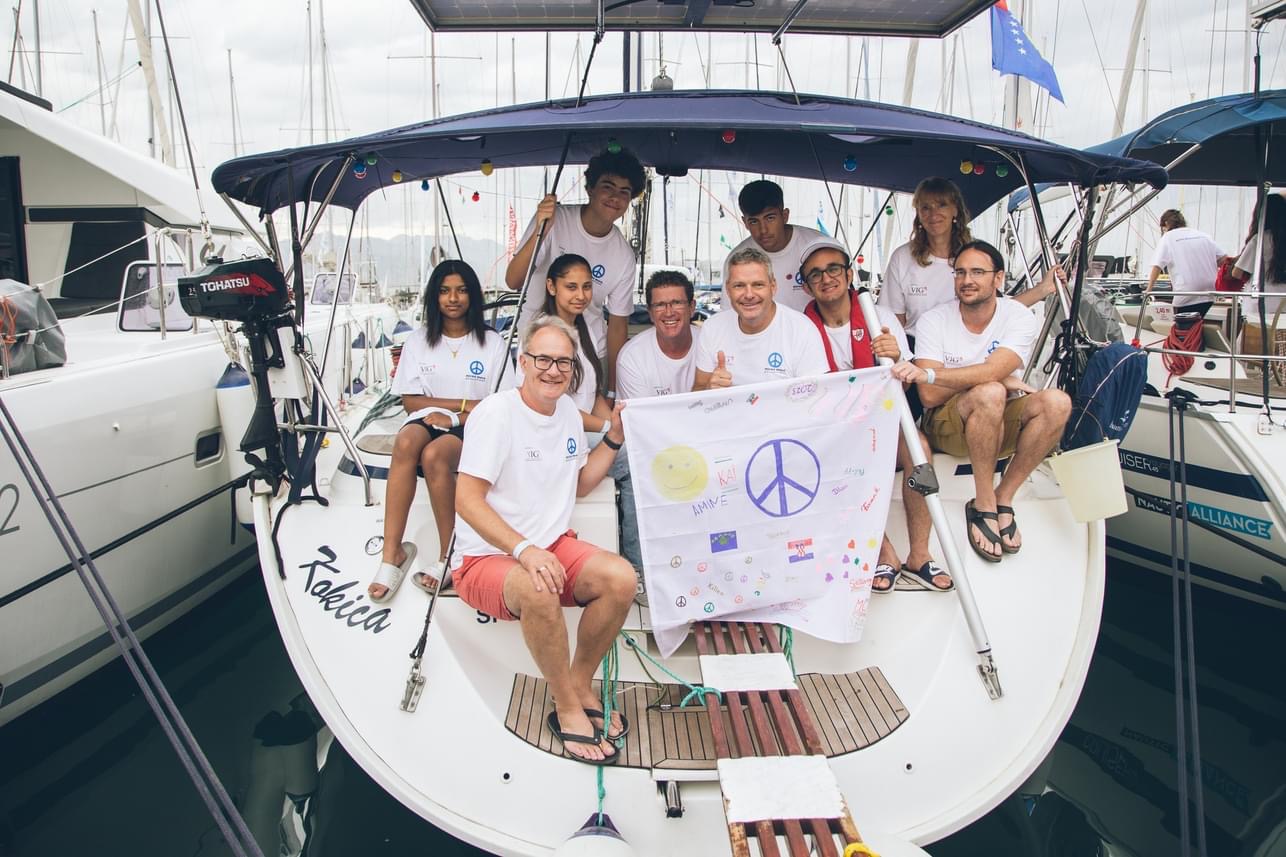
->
[767,352,785,369]
[565,437,578,459]
[592,264,606,280]
[469,360,485,376]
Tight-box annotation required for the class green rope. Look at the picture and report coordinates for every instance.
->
[619,632,722,709]
[596,638,620,825]
[778,625,797,678]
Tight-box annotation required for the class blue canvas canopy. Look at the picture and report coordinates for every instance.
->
[212,90,1167,218]
[1009,90,1286,211]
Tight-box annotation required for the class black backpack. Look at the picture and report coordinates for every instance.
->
[1063,341,1148,450]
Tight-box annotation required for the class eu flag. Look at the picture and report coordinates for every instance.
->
[991,0,1064,104]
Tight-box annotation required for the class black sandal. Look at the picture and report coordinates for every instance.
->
[996,505,1021,555]
[965,500,1004,563]
[547,711,619,766]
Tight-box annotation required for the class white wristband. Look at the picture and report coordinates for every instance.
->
[511,539,533,560]
[924,367,937,386]
[601,418,612,435]
[449,410,461,428]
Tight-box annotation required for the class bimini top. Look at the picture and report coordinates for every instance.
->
[1092,89,1286,185]
[407,0,992,37]
[212,90,1167,218]
[1008,89,1286,211]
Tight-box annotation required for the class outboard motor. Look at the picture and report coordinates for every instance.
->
[179,258,294,485]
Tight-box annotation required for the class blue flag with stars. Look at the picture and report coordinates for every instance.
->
[991,0,1064,104]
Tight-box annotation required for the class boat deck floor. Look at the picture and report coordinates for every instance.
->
[504,667,908,770]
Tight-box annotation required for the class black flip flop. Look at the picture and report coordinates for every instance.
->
[547,711,619,766]
[900,561,955,592]
[965,500,1004,563]
[996,505,1021,555]
[584,708,630,741]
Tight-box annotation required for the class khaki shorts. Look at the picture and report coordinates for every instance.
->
[922,393,1029,459]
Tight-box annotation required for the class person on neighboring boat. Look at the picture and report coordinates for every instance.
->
[1230,193,1286,329]
[367,260,513,602]
[724,179,826,313]
[1145,209,1231,319]
[693,247,829,389]
[520,254,616,434]
[506,146,645,395]
[879,177,1057,343]
[612,269,702,599]
[797,238,951,593]
[452,316,636,766]
[891,240,1071,563]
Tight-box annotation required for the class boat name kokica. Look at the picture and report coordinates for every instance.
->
[300,546,392,633]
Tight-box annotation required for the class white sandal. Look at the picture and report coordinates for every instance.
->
[412,560,449,595]
[368,542,417,602]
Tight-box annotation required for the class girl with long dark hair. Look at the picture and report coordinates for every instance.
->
[367,259,512,601]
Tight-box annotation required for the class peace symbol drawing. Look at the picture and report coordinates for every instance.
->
[592,264,606,279]
[469,360,484,376]
[745,438,820,518]
[767,351,784,369]
[566,437,578,455]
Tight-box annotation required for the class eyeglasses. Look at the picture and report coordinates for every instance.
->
[524,352,575,372]
[649,299,690,312]
[804,262,850,285]
[952,268,999,280]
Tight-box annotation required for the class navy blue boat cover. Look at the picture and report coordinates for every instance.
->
[212,90,1166,218]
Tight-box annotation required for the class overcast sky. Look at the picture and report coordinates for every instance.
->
[5,0,1282,281]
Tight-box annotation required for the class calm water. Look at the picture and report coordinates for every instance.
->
[2,560,1283,857]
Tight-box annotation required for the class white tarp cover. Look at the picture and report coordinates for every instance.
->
[622,366,900,656]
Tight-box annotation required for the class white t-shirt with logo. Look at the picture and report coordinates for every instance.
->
[695,305,829,385]
[727,225,826,313]
[1151,226,1226,308]
[616,326,701,399]
[877,242,956,338]
[913,298,1039,380]
[515,340,600,414]
[453,389,587,558]
[514,204,637,356]
[392,328,514,422]
[820,306,912,371]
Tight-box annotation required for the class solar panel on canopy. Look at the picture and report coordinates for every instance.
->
[407,0,993,37]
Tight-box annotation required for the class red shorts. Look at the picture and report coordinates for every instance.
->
[452,531,601,621]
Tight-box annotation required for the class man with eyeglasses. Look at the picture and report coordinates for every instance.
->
[891,240,1070,564]
[694,246,828,390]
[724,179,826,313]
[796,238,952,593]
[453,315,636,766]
[507,147,646,395]
[612,270,702,600]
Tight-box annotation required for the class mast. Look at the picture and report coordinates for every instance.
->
[31,0,40,96]
[126,0,173,165]
[92,10,107,135]
[1112,0,1148,137]
[1001,0,1033,131]
[227,49,240,157]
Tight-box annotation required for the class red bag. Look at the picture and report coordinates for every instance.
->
[1215,257,1244,292]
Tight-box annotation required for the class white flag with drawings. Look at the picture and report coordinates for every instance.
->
[622,366,901,657]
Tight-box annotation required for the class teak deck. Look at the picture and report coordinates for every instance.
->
[504,622,906,857]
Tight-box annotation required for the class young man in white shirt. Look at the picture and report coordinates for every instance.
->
[452,316,636,766]
[1145,208,1231,318]
[613,270,701,599]
[694,247,829,389]
[506,147,645,393]
[725,180,825,313]
[798,238,950,593]
[892,240,1071,564]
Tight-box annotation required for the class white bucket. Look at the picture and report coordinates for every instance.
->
[1047,439,1128,523]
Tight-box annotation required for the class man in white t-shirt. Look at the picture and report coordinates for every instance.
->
[506,147,644,393]
[1145,209,1231,318]
[453,316,635,766]
[613,270,702,599]
[797,238,950,593]
[724,180,825,313]
[892,240,1070,564]
[694,247,829,389]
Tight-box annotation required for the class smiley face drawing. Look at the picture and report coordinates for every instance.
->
[651,445,709,501]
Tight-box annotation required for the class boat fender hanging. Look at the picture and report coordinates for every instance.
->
[552,814,636,857]
[215,361,257,527]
